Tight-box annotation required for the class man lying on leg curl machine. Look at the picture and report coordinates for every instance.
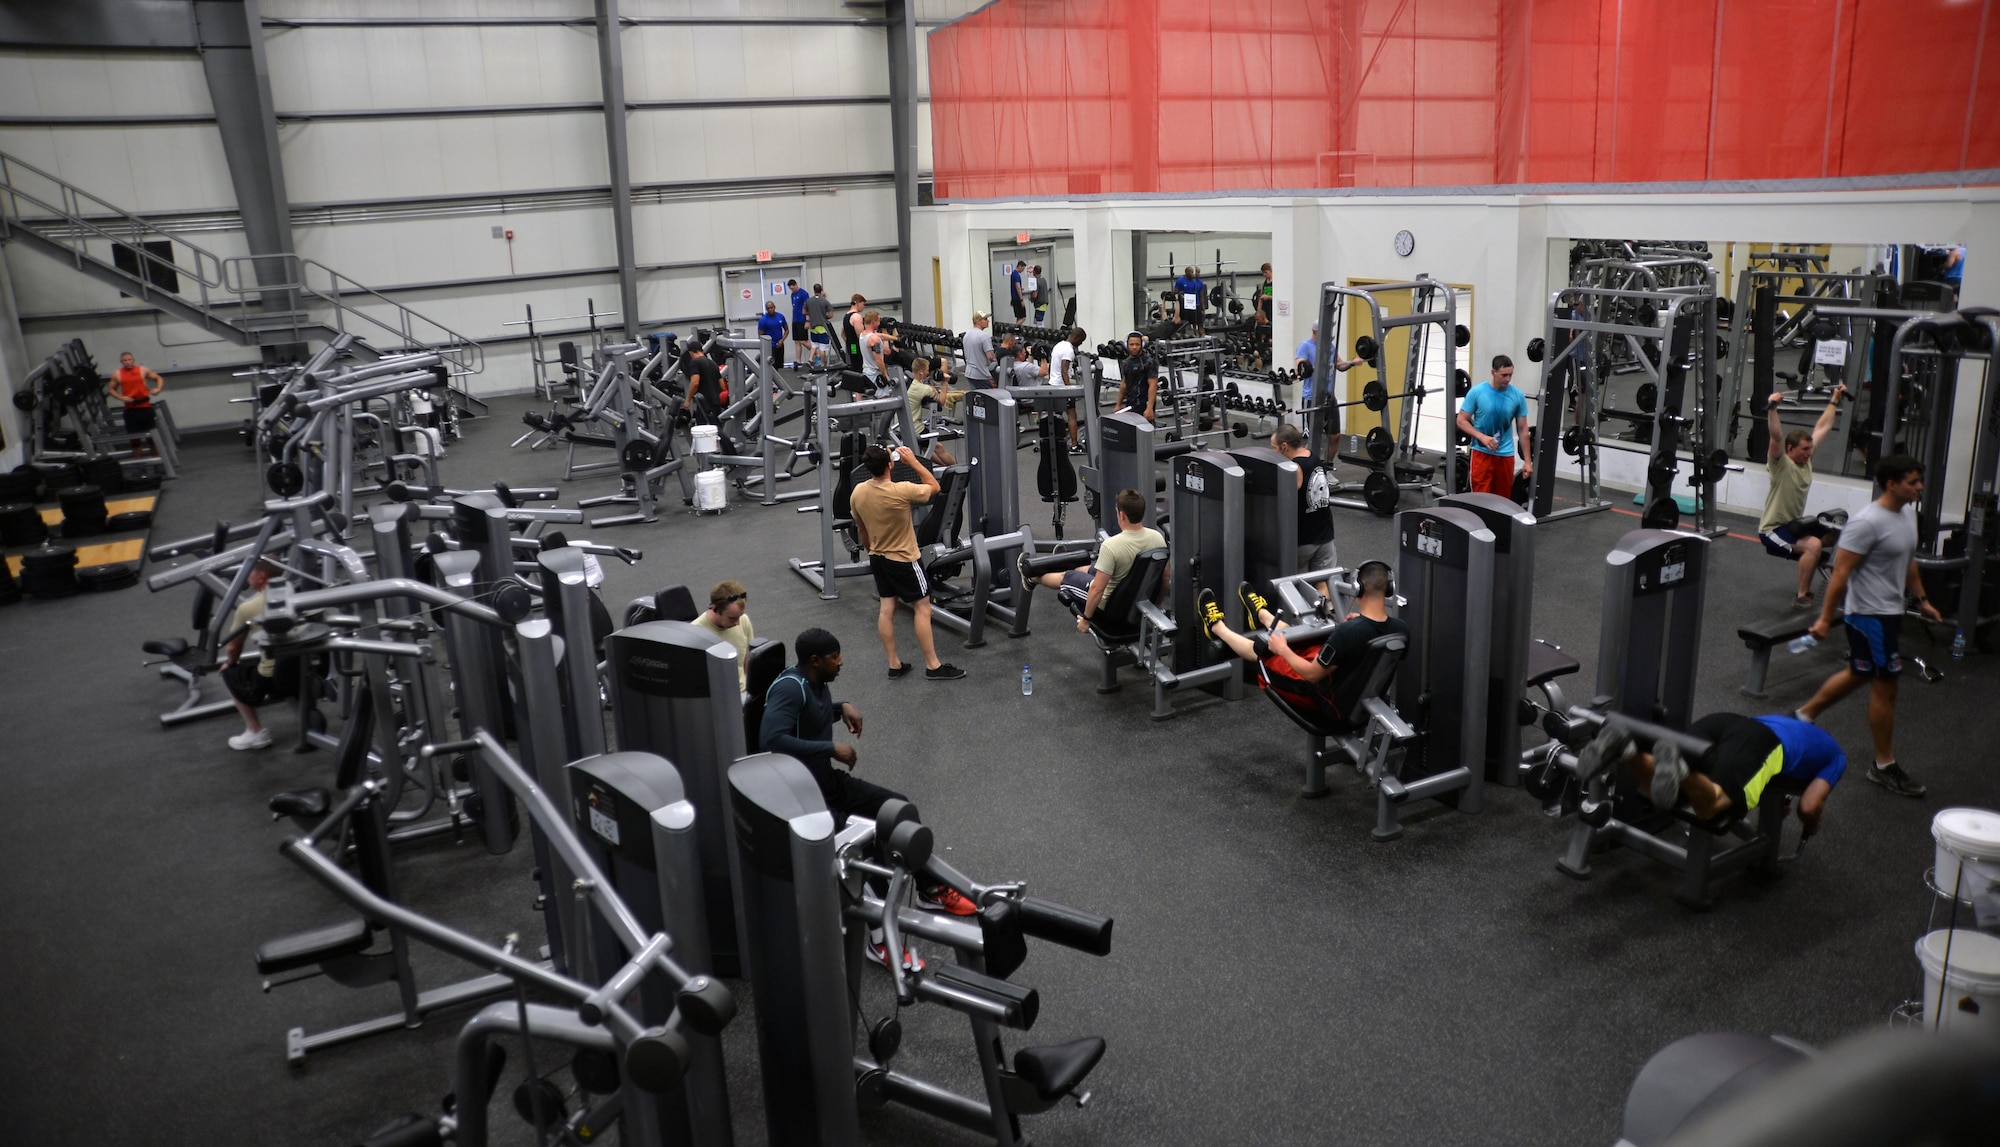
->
[1575,712,1848,839]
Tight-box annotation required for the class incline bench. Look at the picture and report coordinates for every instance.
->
[1737,611,1839,698]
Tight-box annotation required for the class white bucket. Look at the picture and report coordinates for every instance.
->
[690,424,720,456]
[1932,807,2000,897]
[694,469,727,513]
[1915,929,2000,1032]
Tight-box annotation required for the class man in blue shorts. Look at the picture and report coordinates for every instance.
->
[1800,454,1942,798]
[1579,712,1847,837]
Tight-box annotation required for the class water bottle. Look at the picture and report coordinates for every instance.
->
[1021,663,1033,696]
[1786,633,1818,655]
[1952,627,1967,661]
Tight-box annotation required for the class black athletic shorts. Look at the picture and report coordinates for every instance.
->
[868,554,928,603]
[1011,299,1027,320]
[123,405,156,434]
[222,659,300,707]
[1056,567,1094,612]
[1685,713,1787,825]
[792,319,809,341]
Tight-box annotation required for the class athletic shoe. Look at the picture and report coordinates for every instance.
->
[918,886,978,916]
[229,729,273,751]
[1648,740,1687,810]
[1793,708,1815,724]
[1016,551,1034,590]
[887,663,914,679]
[1196,588,1225,640]
[925,663,967,680]
[1575,724,1632,781]
[1792,593,1814,609]
[1238,582,1271,625]
[1866,762,1927,798]
[867,939,925,973]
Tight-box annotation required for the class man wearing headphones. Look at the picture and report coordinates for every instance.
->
[1195,562,1408,720]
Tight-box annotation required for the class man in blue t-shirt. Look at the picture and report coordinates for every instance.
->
[1172,266,1207,332]
[1008,261,1027,321]
[1579,712,1847,837]
[788,278,811,368]
[1292,323,1358,407]
[757,301,787,371]
[1455,354,1532,497]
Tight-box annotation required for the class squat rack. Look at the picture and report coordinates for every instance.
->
[1307,276,1463,504]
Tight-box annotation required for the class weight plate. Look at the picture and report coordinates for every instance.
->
[1362,470,1399,515]
[1634,382,1659,414]
[1454,368,1471,395]
[1362,380,1389,412]
[1640,496,1679,530]
[1353,335,1378,362]
[1454,323,1471,348]
[1364,425,1395,463]
[11,390,36,412]
[1525,337,1546,364]
[266,462,305,497]
[622,440,655,472]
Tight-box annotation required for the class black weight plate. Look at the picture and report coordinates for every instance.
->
[490,581,533,623]
[1454,368,1471,395]
[1640,496,1679,530]
[1454,323,1471,348]
[622,440,655,471]
[266,462,305,497]
[1525,337,1546,363]
[1634,382,1658,413]
[1353,334,1378,362]
[12,390,37,411]
[76,564,140,591]
[1362,379,1389,412]
[106,510,153,531]
[1364,425,1395,463]
[1362,470,1399,515]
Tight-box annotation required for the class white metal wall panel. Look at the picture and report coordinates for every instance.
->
[261,1,591,17]
[626,103,889,185]
[264,26,601,111]
[293,206,616,285]
[0,49,214,118]
[279,111,608,203]
[0,125,236,215]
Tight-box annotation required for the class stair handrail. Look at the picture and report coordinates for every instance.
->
[0,149,229,321]
[222,253,483,376]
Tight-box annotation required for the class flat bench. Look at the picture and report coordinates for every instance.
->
[1737,612,1838,698]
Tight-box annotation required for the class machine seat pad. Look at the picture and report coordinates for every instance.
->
[269,787,332,821]
[255,917,372,975]
[1525,640,1581,688]
[1013,1037,1107,1102]
[1737,612,1823,649]
[143,637,190,658]
[567,433,617,450]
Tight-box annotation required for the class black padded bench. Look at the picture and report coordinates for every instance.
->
[1737,612,1836,698]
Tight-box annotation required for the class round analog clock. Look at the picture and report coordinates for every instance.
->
[1394,229,1416,257]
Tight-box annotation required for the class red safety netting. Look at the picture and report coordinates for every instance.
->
[928,0,2000,199]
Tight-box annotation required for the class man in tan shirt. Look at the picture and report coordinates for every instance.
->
[691,579,755,693]
[848,443,966,680]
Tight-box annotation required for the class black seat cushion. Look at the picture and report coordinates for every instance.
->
[653,584,698,624]
[1013,1036,1106,1102]
[254,917,372,975]
[269,788,331,821]
[1525,639,1581,687]
[143,637,191,658]
[1077,548,1168,646]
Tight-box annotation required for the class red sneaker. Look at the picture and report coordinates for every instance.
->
[919,886,978,916]
[868,941,925,972]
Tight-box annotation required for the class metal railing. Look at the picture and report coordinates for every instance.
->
[0,148,481,375]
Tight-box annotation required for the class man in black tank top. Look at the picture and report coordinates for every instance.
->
[1272,424,1338,586]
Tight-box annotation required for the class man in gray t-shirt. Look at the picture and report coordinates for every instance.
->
[1800,454,1943,798]
[803,286,834,368]
[961,312,996,385]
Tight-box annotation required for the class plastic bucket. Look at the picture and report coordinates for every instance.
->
[694,469,727,513]
[1932,807,2000,897]
[1915,929,2000,1032]
[690,424,720,456]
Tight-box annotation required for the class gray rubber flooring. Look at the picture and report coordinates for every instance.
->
[1,389,1994,1146]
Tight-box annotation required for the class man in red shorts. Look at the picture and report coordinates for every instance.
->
[1455,354,1531,498]
[1194,561,1408,723]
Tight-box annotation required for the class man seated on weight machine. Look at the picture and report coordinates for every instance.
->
[219,559,302,751]
[1574,712,1847,839]
[1192,561,1408,725]
[759,626,978,968]
[1758,384,1848,608]
[903,357,958,467]
[1021,488,1166,633]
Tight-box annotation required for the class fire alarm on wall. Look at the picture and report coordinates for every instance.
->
[505,229,514,240]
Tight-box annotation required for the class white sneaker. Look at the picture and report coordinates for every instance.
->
[229,729,273,751]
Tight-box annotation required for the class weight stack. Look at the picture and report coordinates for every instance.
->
[79,454,125,495]
[0,503,49,547]
[55,486,108,538]
[18,545,79,598]
[0,469,40,504]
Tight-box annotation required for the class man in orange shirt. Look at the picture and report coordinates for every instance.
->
[105,351,165,458]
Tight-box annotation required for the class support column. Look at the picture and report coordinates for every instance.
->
[194,0,298,356]
[0,248,32,471]
[595,0,640,338]
[886,0,919,311]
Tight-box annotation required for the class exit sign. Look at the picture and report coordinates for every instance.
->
[755,250,772,262]
[1016,233,1031,243]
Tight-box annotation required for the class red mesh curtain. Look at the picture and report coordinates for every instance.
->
[929,0,2000,199]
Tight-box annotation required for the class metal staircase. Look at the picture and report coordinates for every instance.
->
[0,148,484,386]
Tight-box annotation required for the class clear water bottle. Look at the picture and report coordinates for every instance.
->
[1787,633,1818,655]
[1952,627,1967,661]
[1021,663,1033,696]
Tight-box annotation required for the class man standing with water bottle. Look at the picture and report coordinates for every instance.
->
[1796,454,1941,798]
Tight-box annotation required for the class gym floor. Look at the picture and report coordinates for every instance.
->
[2,395,1991,1146]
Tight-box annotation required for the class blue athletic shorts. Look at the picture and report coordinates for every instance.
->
[1843,614,1902,679]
